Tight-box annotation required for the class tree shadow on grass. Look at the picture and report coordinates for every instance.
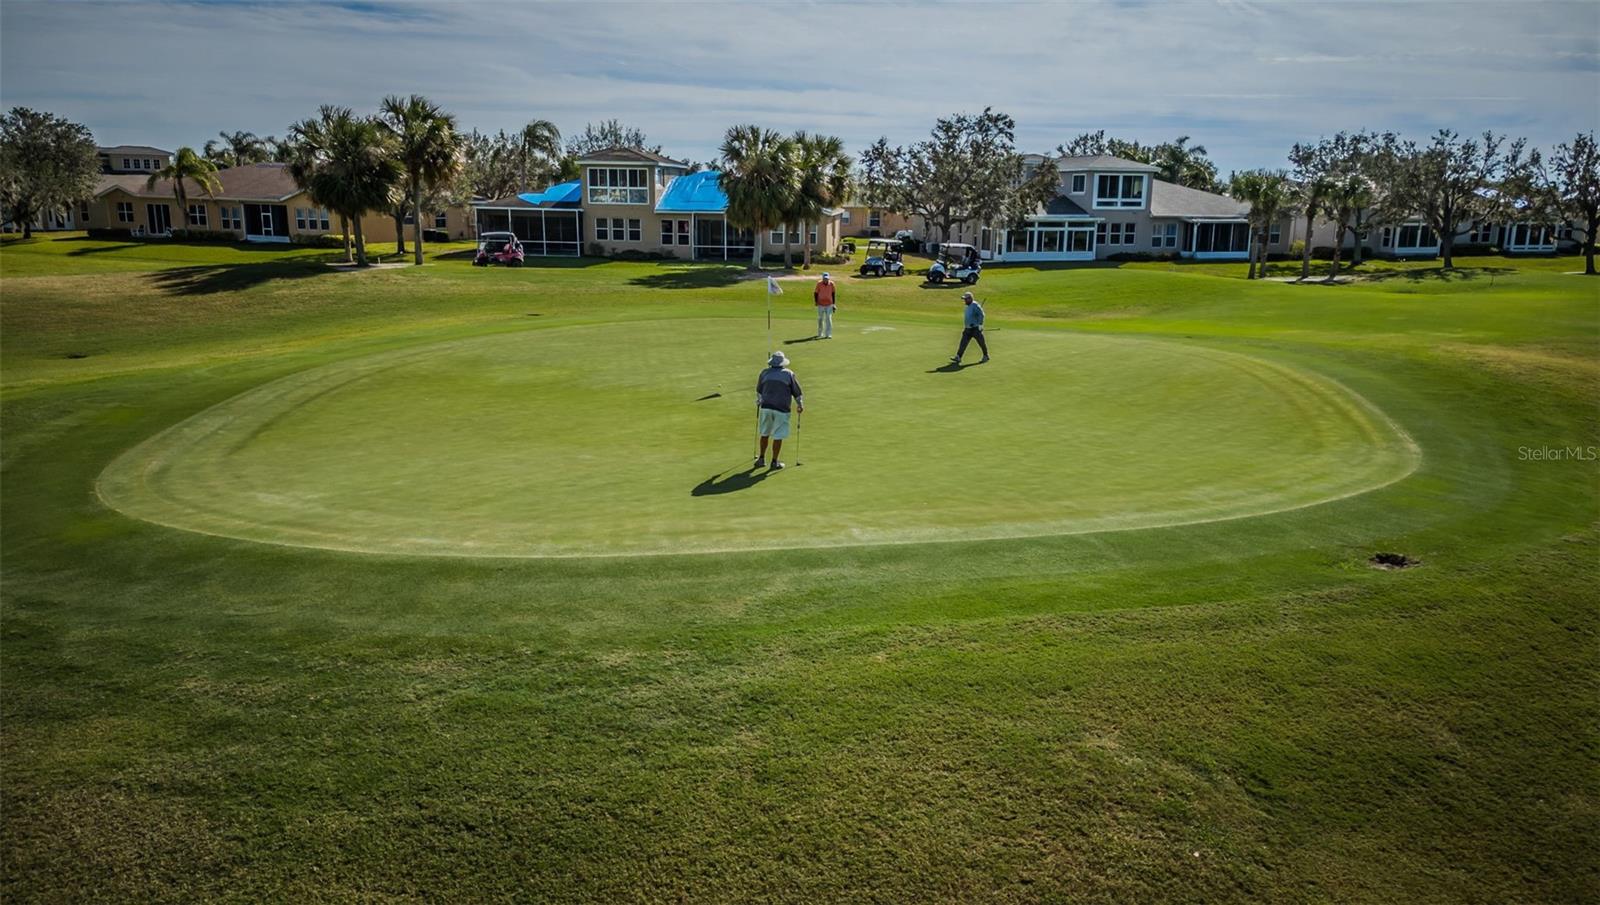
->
[147,262,327,296]
[691,465,774,496]
[1355,266,1516,283]
[64,242,146,256]
[629,264,747,290]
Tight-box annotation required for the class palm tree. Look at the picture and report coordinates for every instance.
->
[1230,169,1293,279]
[789,132,852,269]
[1325,172,1376,280]
[204,131,267,169]
[517,119,562,191]
[147,147,222,231]
[1295,175,1335,280]
[289,106,401,267]
[719,125,797,270]
[1156,136,1217,190]
[379,94,463,266]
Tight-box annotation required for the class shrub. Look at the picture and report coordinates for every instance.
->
[169,228,240,243]
[612,248,678,262]
[588,241,605,257]
[85,227,134,240]
[292,234,347,248]
[1288,239,1305,258]
[422,228,449,244]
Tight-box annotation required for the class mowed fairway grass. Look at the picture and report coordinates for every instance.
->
[2,235,1597,903]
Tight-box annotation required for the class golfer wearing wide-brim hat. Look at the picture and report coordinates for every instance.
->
[755,350,804,470]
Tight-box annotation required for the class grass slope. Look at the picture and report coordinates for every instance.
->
[2,234,1597,903]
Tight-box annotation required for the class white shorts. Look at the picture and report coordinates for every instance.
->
[758,408,791,440]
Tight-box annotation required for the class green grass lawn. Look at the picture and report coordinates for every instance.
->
[3,234,1597,903]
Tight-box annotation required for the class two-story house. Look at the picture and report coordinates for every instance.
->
[99,145,173,174]
[472,146,843,261]
[981,155,1285,263]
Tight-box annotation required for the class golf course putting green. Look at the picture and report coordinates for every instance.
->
[97,318,1420,557]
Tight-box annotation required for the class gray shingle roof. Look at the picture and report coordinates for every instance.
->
[98,145,172,157]
[1043,195,1092,216]
[1058,154,1159,173]
[575,146,687,167]
[93,163,303,202]
[1149,179,1248,219]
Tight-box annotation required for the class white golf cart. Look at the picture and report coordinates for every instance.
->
[858,238,906,277]
[927,242,982,285]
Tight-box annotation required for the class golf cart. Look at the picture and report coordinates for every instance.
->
[858,238,906,277]
[473,231,525,267]
[927,242,981,284]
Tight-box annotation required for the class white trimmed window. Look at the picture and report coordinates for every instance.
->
[587,167,649,204]
[1071,173,1086,193]
[1268,222,1282,245]
[769,227,784,245]
[808,224,818,245]
[1468,222,1494,244]
[841,209,852,224]
[319,209,330,230]
[295,208,308,229]
[662,220,675,244]
[627,218,641,242]
[1381,226,1393,247]
[220,206,242,230]
[868,210,881,228]
[187,204,207,227]
[1152,223,1178,248]
[79,201,90,222]
[116,201,134,223]
[1098,222,1134,245]
[1397,223,1436,248]
[676,219,690,245]
[122,158,131,170]
[1094,174,1147,209]
[433,211,448,229]
[596,218,609,240]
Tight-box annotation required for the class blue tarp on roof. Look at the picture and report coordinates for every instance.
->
[656,170,727,213]
[517,180,582,207]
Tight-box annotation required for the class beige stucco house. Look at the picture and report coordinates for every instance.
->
[473,146,842,261]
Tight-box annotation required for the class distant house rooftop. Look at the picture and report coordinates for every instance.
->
[93,163,301,202]
[98,144,173,157]
[1057,154,1160,173]
[575,146,689,167]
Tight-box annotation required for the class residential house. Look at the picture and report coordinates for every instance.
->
[81,162,473,245]
[969,155,1293,263]
[472,146,842,261]
[839,203,921,239]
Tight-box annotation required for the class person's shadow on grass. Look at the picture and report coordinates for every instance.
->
[927,360,971,373]
[691,465,774,496]
[783,336,820,345]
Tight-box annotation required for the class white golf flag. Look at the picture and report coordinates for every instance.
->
[766,276,783,295]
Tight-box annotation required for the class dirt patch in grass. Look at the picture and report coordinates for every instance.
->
[1369,552,1420,570]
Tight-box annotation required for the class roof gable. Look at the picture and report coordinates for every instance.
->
[93,163,303,202]
[1057,154,1160,174]
[576,146,688,167]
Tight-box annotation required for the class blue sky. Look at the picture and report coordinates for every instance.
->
[3,0,1596,174]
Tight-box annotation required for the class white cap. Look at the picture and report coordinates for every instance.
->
[821,272,830,279]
